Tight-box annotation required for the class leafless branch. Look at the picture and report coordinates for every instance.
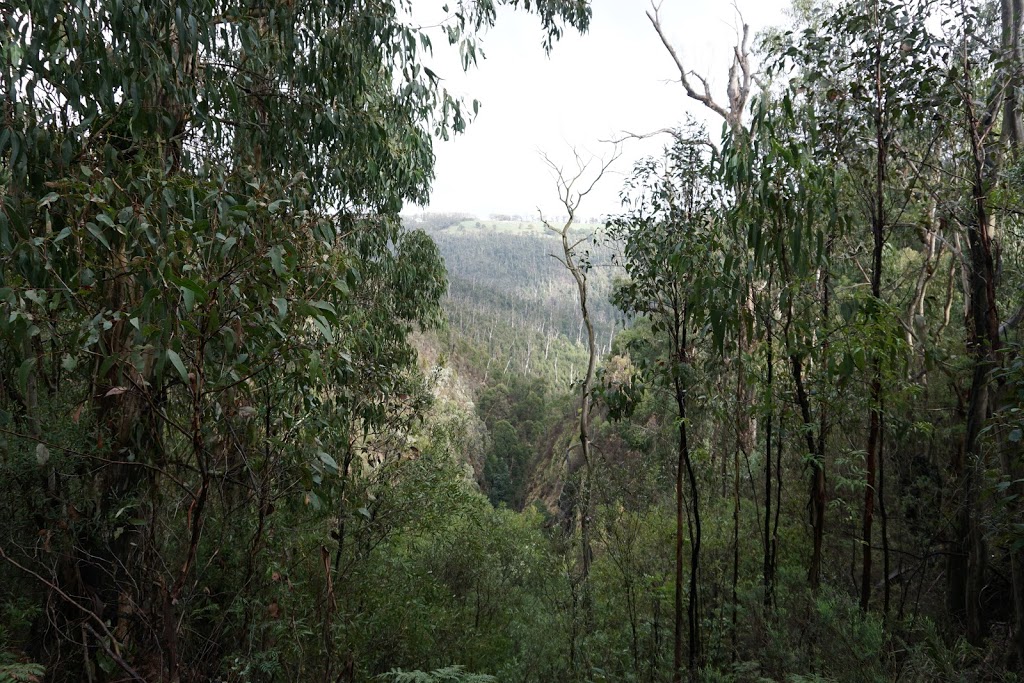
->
[646,1,751,134]
[602,128,721,154]
[538,146,622,231]
[0,545,146,682]
[647,3,730,123]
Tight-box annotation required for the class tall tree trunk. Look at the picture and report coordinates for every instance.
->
[561,221,598,628]
[958,144,999,645]
[645,21,751,666]
[812,258,831,590]
[1000,0,1024,661]
[948,28,1002,640]
[1003,0,1024,148]
[763,299,775,608]
[673,365,686,683]
[672,302,699,682]
[862,368,882,613]
[732,407,740,656]
[782,253,831,589]
[790,350,820,579]
[862,24,888,612]
[540,150,618,636]
[880,401,891,621]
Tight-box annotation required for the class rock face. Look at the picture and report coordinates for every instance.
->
[412,331,488,486]
[414,326,582,514]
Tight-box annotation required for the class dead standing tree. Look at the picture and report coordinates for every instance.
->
[539,146,619,663]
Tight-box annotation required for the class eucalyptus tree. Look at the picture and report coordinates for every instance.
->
[769,0,1024,646]
[609,129,726,681]
[938,0,1024,647]
[645,4,758,650]
[780,0,947,612]
[721,85,841,594]
[0,1,589,680]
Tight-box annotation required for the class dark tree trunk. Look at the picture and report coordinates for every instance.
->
[1000,0,1024,662]
[785,284,826,592]
[880,405,891,621]
[763,304,775,608]
[672,302,699,682]
[948,39,1001,641]
[673,368,686,683]
[862,27,887,612]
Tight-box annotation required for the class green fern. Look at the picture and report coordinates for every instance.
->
[0,662,44,683]
[379,665,496,683]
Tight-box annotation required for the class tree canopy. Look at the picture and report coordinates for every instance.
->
[4,1,1024,682]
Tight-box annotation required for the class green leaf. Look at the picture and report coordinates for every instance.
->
[311,315,334,343]
[268,246,286,276]
[86,222,111,250]
[166,349,189,384]
[318,451,339,474]
[310,300,337,321]
[181,287,195,312]
[17,358,34,395]
[97,650,115,675]
[173,277,208,305]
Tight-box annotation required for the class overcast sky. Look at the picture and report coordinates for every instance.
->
[410,0,792,220]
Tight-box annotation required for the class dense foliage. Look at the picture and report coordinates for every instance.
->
[0,1,588,681]
[3,0,1024,682]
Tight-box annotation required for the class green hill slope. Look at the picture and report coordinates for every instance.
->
[406,213,622,510]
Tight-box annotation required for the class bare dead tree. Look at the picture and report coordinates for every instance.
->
[539,144,620,647]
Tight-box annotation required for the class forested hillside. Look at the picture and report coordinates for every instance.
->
[412,214,619,384]
[403,213,619,510]
[3,1,1024,683]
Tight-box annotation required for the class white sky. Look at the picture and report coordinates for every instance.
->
[411,0,792,220]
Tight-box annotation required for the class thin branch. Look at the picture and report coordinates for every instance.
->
[647,3,731,123]
[603,128,721,155]
[82,625,147,683]
[0,546,145,682]
[1000,302,1024,338]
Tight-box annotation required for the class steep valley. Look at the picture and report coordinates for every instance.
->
[407,213,622,512]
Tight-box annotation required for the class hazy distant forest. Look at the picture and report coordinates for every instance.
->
[3,1,1024,682]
